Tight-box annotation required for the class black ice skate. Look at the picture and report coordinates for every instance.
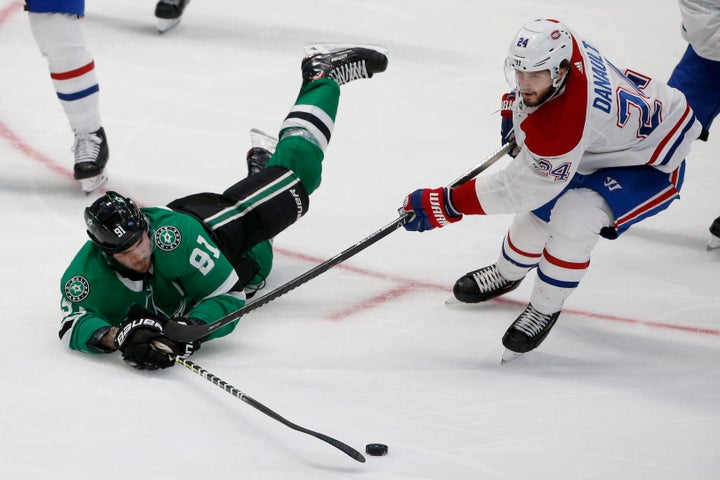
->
[246,128,278,176]
[501,304,560,361]
[453,264,522,303]
[73,127,109,194]
[155,0,190,33]
[302,44,388,86]
[708,216,720,250]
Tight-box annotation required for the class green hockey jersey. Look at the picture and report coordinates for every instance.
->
[60,207,246,353]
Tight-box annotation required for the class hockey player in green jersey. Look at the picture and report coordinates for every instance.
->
[59,45,388,370]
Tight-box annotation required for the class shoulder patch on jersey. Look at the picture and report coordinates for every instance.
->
[154,225,182,251]
[522,35,588,157]
[64,276,90,302]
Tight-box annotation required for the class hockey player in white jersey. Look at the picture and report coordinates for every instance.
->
[400,19,701,361]
[667,0,720,248]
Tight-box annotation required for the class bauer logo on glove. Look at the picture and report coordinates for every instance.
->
[114,315,178,370]
[115,318,165,347]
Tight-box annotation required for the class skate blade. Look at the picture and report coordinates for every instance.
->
[500,349,523,365]
[444,296,475,307]
[444,296,487,308]
[249,128,278,153]
[303,43,389,57]
[80,172,108,194]
[157,17,182,33]
[707,235,720,250]
[444,296,461,306]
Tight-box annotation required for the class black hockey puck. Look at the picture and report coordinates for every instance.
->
[365,443,388,456]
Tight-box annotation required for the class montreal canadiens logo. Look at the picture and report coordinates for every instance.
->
[154,225,182,251]
[64,276,90,302]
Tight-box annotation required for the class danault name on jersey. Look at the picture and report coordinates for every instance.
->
[581,40,613,114]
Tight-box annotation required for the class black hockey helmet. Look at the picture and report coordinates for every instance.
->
[84,191,149,253]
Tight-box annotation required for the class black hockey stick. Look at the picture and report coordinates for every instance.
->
[176,356,366,463]
[163,142,515,343]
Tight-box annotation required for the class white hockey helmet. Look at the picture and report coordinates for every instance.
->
[505,19,573,88]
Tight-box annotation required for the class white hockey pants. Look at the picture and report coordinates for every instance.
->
[496,188,614,314]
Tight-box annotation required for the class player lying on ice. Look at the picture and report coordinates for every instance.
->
[59,45,388,370]
[400,19,701,362]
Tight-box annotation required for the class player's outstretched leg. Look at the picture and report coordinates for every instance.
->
[73,127,109,193]
[266,44,389,195]
[453,264,523,303]
[502,304,560,354]
[155,0,190,33]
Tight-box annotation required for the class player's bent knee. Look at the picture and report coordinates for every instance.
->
[29,12,86,56]
[223,166,310,239]
[549,189,611,241]
[266,135,324,195]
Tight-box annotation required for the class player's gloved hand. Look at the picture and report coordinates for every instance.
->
[115,317,176,370]
[400,187,462,232]
[501,91,515,144]
[114,305,200,370]
[501,91,520,158]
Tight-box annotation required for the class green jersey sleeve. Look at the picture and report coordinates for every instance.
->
[60,242,148,353]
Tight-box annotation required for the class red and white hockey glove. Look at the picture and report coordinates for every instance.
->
[400,187,462,232]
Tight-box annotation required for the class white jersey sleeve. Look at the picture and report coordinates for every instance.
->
[678,0,720,61]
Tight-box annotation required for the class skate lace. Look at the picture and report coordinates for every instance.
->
[513,306,551,337]
[72,132,102,164]
[329,60,369,85]
[471,266,509,293]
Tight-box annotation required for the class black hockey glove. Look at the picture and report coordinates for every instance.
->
[114,305,200,370]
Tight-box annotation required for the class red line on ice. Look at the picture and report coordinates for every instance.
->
[0,1,23,24]
[274,250,720,336]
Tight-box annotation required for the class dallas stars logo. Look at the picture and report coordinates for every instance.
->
[64,276,89,302]
[154,225,182,251]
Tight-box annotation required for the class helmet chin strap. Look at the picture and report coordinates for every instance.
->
[551,66,569,89]
[536,69,569,106]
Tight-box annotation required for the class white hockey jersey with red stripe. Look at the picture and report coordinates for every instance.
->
[466,29,702,215]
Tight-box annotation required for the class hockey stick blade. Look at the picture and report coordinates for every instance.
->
[177,357,366,462]
[163,142,515,344]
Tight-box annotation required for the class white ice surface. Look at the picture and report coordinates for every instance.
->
[0,1,718,479]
